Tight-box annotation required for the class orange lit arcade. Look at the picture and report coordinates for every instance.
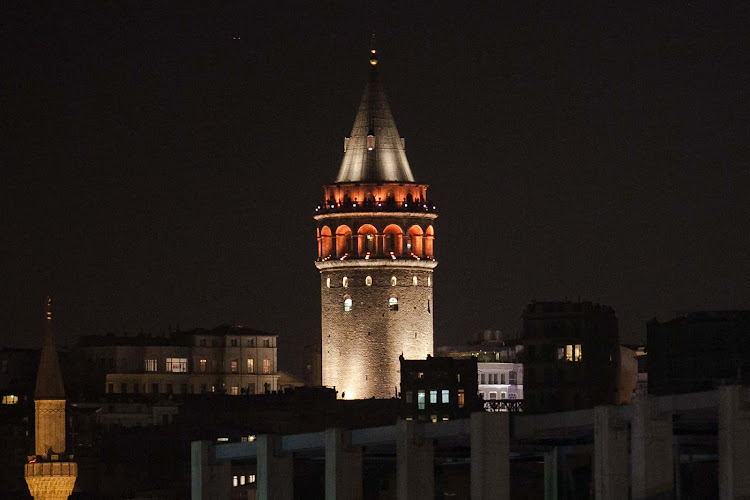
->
[314,46,437,399]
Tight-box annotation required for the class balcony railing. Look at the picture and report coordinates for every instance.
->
[483,399,524,413]
[315,199,437,215]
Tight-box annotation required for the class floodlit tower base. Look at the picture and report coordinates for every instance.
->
[25,462,77,500]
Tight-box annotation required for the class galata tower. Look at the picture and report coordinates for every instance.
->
[315,43,437,399]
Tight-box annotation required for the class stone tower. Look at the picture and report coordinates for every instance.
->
[25,298,77,500]
[315,44,437,399]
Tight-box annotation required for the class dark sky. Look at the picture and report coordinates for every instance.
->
[3,3,749,374]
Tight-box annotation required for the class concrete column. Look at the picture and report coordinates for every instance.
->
[631,396,673,500]
[594,406,628,500]
[396,419,434,500]
[718,385,750,500]
[470,412,509,500]
[544,447,558,500]
[191,440,231,500]
[325,428,362,500]
[257,434,293,500]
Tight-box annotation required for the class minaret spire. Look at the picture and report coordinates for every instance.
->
[34,296,66,400]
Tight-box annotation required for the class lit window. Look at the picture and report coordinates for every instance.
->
[458,389,465,408]
[326,277,331,288]
[413,276,418,286]
[575,344,582,361]
[247,358,254,373]
[1,395,18,405]
[389,297,398,311]
[231,360,238,373]
[365,276,372,286]
[240,475,245,485]
[199,359,207,373]
[430,390,437,404]
[166,358,187,373]
[418,390,426,410]
[441,390,449,403]
[566,345,573,361]
[248,475,256,483]
[391,276,397,286]
[344,297,353,312]
[145,359,158,372]
[233,476,238,487]
[427,277,432,287]
[342,277,348,288]
[230,386,239,396]
[263,359,270,374]
[562,344,583,362]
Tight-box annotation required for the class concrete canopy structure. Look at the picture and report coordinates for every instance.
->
[315,44,437,399]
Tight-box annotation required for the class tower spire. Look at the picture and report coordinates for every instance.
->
[34,296,65,400]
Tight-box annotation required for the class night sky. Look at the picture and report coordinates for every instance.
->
[3,3,749,374]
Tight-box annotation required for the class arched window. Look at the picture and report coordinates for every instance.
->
[344,296,353,312]
[326,277,331,288]
[383,224,404,256]
[335,225,352,257]
[389,296,399,311]
[365,276,372,286]
[408,225,424,257]
[357,224,378,256]
[425,225,435,258]
[320,226,332,258]
[391,276,397,286]
[342,277,348,288]
[412,276,418,286]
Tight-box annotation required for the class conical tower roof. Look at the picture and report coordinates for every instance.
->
[34,297,66,400]
[335,46,415,183]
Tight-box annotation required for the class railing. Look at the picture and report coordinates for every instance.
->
[484,399,524,413]
[315,199,437,214]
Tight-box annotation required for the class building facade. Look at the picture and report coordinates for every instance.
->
[77,325,279,397]
[315,46,437,399]
[437,330,525,405]
[647,311,750,395]
[399,356,480,421]
[521,301,620,413]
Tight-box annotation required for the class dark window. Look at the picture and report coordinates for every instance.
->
[152,383,159,394]
[133,384,139,393]
[108,383,113,394]
[120,383,127,393]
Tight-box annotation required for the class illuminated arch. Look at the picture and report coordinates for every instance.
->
[425,225,435,258]
[343,295,353,312]
[335,225,352,257]
[389,296,399,311]
[320,226,332,258]
[357,224,378,256]
[408,225,424,257]
[383,224,404,256]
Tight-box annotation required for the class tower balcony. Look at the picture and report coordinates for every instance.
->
[315,198,436,215]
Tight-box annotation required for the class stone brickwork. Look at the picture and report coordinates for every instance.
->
[319,261,435,399]
[34,399,66,456]
[25,462,77,500]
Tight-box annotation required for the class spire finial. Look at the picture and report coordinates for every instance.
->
[45,296,52,321]
[369,32,378,67]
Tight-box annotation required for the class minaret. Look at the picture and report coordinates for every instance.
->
[25,297,77,500]
[315,41,437,399]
